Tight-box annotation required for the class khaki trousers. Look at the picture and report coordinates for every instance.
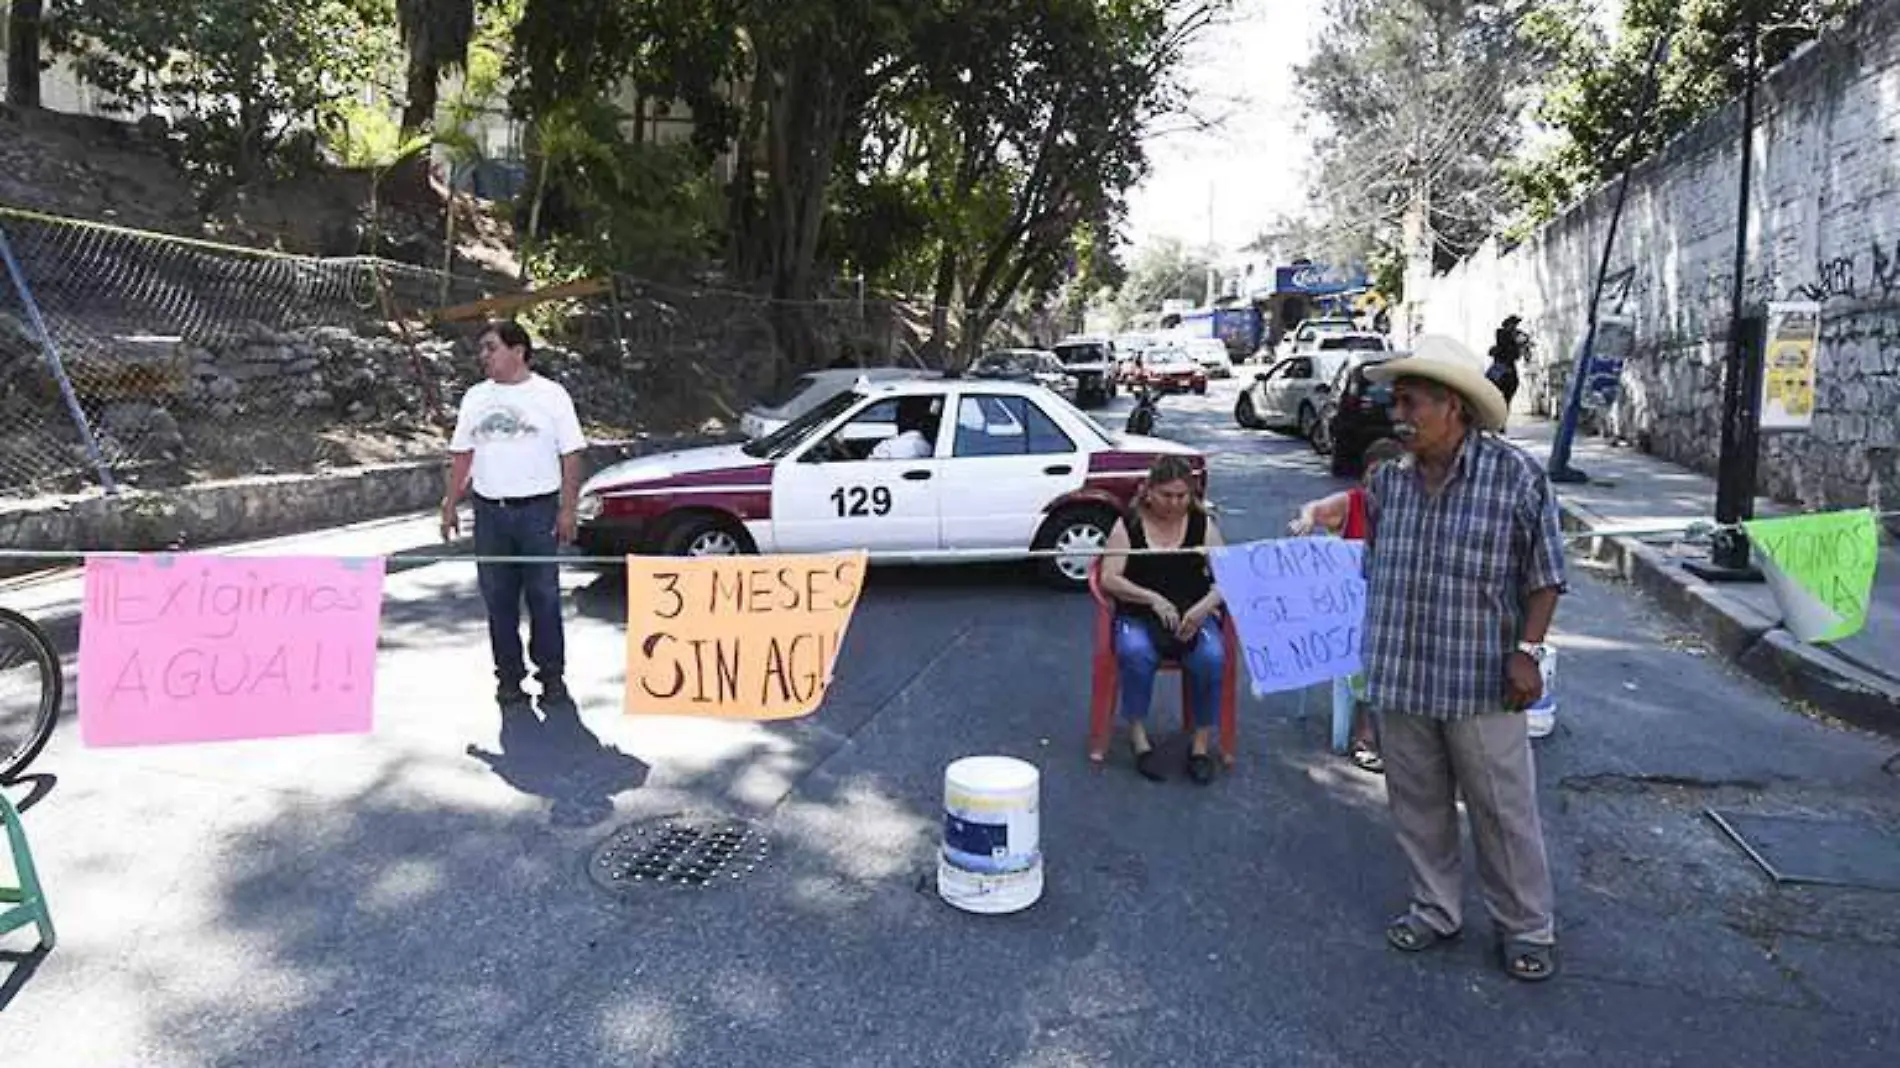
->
[1381,710,1555,943]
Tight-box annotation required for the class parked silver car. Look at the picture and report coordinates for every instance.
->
[741,367,931,439]
[1234,351,1354,440]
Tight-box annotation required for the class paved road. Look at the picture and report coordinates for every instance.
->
[4,379,1899,1066]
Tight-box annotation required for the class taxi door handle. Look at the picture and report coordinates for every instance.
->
[1043,464,1073,476]
[902,470,932,481]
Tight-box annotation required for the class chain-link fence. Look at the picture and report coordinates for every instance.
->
[0,205,513,497]
[0,205,1063,500]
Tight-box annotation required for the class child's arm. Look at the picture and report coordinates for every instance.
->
[1289,491,1354,536]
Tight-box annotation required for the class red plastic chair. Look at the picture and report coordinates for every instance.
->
[1087,558,1240,766]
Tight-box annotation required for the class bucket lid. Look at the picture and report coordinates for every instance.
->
[945,756,1039,792]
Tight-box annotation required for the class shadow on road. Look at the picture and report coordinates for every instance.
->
[0,946,48,1014]
[465,696,648,828]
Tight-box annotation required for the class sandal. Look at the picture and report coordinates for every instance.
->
[1133,744,1166,782]
[1500,938,1558,982]
[1385,913,1460,953]
[1187,752,1216,785]
[1350,742,1384,774]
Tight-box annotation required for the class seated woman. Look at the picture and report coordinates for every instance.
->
[1099,455,1227,784]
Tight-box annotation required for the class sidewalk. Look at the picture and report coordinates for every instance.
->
[1506,417,1900,734]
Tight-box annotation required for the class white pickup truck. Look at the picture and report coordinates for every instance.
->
[1051,336,1120,409]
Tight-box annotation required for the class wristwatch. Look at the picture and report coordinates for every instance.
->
[1515,641,1550,660]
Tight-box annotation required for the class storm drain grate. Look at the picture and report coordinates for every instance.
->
[588,815,770,892]
[1707,809,1900,892]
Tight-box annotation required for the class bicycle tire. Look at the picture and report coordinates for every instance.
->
[0,606,60,782]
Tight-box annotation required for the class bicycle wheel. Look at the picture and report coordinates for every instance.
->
[0,607,61,782]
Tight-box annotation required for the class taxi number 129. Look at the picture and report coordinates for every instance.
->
[830,485,893,517]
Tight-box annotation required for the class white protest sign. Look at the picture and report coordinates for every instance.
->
[1209,537,1366,696]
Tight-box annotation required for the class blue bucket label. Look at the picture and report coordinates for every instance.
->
[944,813,1007,860]
[943,813,1036,875]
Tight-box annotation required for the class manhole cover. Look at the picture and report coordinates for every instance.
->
[1708,810,1900,892]
[588,815,770,892]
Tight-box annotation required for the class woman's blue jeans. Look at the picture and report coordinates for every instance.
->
[1113,614,1224,729]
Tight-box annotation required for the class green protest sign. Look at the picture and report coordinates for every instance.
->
[1742,509,1880,643]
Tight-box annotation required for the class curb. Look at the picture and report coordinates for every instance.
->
[1556,497,1900,736]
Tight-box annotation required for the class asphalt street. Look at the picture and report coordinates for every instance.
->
[4,377,1899,1066]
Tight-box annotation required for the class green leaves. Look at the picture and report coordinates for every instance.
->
[47,0,386,181]
[1512,0,1855,227]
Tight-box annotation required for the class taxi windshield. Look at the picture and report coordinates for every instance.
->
[743,390,863,459]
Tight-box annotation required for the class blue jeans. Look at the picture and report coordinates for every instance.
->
[1114,614,1224,728]
[473,495,565,691]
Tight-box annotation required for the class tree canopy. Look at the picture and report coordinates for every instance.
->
[1510,0,1856,226]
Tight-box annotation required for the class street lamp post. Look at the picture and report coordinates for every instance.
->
[1690,14,1817,581]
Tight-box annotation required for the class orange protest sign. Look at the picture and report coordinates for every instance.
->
[623,552,868,720]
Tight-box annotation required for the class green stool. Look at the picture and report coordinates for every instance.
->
[0,790,54,952]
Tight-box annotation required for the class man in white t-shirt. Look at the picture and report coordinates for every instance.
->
[440,321,587,709]
[869,397,936,460]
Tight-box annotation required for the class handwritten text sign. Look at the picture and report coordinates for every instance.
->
[1209,538,1366,696]
[624,552,868,720]
[1743,509,1879,643]
[79,555,385,747]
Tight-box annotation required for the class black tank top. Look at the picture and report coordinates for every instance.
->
[1121,508,1212,617]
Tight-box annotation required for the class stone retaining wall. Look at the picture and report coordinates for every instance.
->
[0,434,728,577]
[1419,0,1900,527]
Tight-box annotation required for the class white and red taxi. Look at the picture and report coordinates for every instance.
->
[574,378,1204,588]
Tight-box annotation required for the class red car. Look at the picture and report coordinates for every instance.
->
[1135,346,1209,395]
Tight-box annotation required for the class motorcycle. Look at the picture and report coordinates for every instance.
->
[1124,387,1159,436]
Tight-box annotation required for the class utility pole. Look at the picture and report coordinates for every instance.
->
[1204,182,1219,307]
[1548,31,1672,483]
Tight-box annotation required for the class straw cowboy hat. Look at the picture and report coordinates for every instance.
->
[1365,334,1510,432]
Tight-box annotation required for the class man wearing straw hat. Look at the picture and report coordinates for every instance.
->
[1359,335,1567,982]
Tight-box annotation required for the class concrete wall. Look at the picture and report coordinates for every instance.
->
[1420,0,1900,519]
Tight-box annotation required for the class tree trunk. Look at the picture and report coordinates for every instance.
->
[761,46,847,373]
[6,0,42,108]
[726,68,770,275]
[523,149,554,281]
[926,244,957,366]
[402,56,439,134]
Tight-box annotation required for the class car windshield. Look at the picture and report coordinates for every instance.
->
[1352,367,1395,405]
[977,353,1034,375]
[759,374,818,410]
[1054,343,1107,365]
[742,390,862,459]
[1321,336,1385,351]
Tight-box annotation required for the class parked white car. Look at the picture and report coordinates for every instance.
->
[1281,317,1359,358]
[1234,351,1356,440]
[740,367,930,439]
[1179,337,1235,378]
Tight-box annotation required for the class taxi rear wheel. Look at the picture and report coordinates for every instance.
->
[660,514,754,557]
[1034,505,1116,590]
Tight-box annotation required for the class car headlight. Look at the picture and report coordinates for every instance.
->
[576,493,603,522]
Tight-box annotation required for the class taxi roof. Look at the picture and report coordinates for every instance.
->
[855,375,1050,399]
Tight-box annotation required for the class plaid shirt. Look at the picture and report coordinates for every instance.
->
[1364,431,1567,719]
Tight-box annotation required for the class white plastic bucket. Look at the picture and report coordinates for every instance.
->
[938,756,1043,914]
[1526,646,1557,739]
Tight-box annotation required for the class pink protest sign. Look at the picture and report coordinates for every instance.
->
[79,554,386,747]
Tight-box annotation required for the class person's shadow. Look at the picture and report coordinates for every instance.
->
[466,697,649,827]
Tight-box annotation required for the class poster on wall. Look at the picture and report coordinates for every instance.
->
[1579,313,1636,411]
[1760,302,1821,431]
